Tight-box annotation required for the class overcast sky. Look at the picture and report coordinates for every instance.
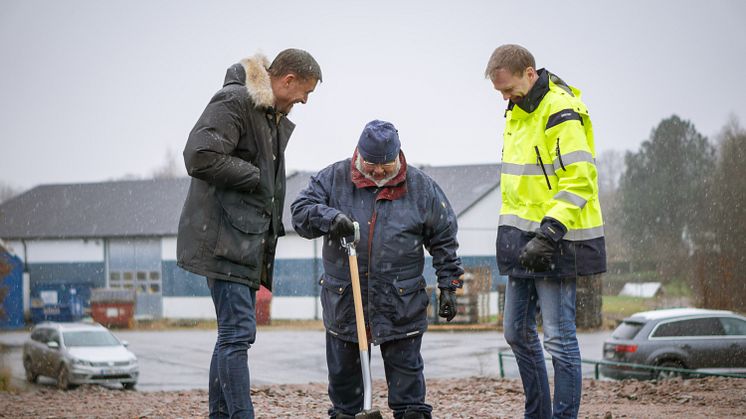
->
[1,0,744,190]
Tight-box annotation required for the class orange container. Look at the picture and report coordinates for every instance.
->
[91,301,135,328]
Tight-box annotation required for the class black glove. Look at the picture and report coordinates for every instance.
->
[518,231,556,272]
[438,288,457,322]
[329,213,355,240]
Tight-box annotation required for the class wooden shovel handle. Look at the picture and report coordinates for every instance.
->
[348,253,368,351]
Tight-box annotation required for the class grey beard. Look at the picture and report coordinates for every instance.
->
[355,155,401,187]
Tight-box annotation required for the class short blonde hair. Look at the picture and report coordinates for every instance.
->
[484,44,536,80]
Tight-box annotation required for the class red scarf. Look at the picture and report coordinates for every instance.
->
[350,148,408,202]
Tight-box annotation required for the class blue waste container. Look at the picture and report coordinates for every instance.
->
[0,249,24,329]
[30,285,85,323]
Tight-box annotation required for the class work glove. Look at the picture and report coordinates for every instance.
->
[518,230,556,272]
[329,213,355,240]
[438,288,457,322]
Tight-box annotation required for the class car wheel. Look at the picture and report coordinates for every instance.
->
[655,360,686,380]
[57,364,72,390]
[23,357,38,383]
[122,382,137,390]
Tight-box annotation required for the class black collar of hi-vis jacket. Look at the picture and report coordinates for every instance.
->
[513,68,550,114]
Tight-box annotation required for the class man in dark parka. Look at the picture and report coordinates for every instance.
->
[176,49,321,419]
[291,120,464,419]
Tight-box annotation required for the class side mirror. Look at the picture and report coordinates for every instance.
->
[47,341,59,349]
[121,340,129,348]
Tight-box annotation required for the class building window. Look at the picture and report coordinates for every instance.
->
[107,238,162,294]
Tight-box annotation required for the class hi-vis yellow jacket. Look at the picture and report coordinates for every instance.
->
[497,69,606,278]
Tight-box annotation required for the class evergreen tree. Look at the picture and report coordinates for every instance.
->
[618,115,715,280]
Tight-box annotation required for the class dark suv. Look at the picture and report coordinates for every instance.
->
[601,308,746,380]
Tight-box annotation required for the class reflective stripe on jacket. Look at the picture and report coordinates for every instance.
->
[497,69,606,278]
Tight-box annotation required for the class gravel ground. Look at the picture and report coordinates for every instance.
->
[2,376,746,418]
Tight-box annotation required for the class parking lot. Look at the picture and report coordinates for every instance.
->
[0,326,611,392]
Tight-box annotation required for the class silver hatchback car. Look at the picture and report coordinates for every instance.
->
[23,321,139,390]
[601,308,746,380]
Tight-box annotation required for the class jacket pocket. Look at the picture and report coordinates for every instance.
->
[319,274,354,334]
[380,276,428,327]
[214,191,271,267]
[217,190,271,234]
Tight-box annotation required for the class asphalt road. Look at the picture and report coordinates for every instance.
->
[0,327,612,392]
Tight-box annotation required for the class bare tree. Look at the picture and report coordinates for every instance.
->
[151,147,185,179]
[0,181,20,204]
[596,150,629,267]
[694,115,746,310]
[597,149,625,196]
[596,150,630,293]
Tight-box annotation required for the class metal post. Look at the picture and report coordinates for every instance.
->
[498,351,505,378]
[313,238,319,320]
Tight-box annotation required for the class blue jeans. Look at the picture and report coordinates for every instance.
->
[503,276,581,419]
[208,278,257,419]
[326,333,432,419]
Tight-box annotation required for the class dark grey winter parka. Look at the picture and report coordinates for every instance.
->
[177,54,294,291]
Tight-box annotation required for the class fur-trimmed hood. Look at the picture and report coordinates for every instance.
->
[223,53,275,109]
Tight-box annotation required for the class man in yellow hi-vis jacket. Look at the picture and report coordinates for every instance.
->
[485,44,606,419]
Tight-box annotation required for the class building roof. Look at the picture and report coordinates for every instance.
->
[0,178,189,239]
[0,164,500,240]
[419,164,501,216]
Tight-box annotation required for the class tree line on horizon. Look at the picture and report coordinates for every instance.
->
[598,114,746,311]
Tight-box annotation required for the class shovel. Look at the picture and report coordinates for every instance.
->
[341,221,383,419]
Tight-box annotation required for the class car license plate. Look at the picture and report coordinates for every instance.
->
[101,368,122,375]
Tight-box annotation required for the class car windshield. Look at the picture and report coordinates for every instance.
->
[612,321,644,340]
[62,330,120,347]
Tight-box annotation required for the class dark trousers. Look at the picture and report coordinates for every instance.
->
[326,333,432,419]
[207,278,257,419]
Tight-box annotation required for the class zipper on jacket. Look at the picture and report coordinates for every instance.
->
[534,146,552,190]
[365,196,379,343]
[555,138,566,171]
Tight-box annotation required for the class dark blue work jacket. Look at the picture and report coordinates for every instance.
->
[291,154,463,344]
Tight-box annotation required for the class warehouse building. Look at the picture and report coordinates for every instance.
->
[0,164,503,321]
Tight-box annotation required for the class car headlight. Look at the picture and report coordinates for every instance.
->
[71,358,93,367]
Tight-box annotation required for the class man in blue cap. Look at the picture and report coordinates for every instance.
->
[291,120,464,419]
